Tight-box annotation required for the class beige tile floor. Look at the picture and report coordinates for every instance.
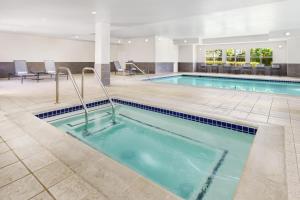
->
[0,72,299,199]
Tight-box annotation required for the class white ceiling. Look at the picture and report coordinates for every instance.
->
[0,0,298,41]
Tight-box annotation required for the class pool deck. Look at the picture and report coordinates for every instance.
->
[0,72,299,200]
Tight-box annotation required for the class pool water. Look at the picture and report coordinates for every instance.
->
[50,105,254,200]
[150,75,300,96]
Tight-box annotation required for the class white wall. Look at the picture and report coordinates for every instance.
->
[154,36,178,72]
[110,36,178,71]
[154,36,178,62]
[287,36,300,63]
[110,37,155,68]
[0,32,95,62]
[178,45,195,62]
[196,41,287,63]
[178,44,197,71]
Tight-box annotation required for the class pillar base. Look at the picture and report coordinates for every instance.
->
[95,64,110,86]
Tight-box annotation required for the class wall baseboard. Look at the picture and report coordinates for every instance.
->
[190,62,291,77]
[287,64,300,77]
[111,62,174,74]
[178,62,194,72]
[0,62,95,78]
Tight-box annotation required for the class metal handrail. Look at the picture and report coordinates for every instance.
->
[126,62,150,80]
[56,67,88,130]
[81,67,116,123]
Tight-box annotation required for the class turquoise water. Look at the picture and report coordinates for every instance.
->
[50,105,254,200]
[150,75,300,96]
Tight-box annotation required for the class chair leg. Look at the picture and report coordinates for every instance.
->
[21,76,24,84]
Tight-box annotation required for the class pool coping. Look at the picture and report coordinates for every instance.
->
[31,97,287,200]
[147,73,300,84]
[145,72,300,83]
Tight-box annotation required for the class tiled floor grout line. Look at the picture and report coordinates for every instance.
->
[267,97,274,122]
[29,191,51,200]
[0,173,33,191]
[0,158,19,171]
[0,136,57,200]
[232,93,251,111]
[287,100,300,181]
[249,94,261,114]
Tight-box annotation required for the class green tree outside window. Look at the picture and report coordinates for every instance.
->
[250,48,273,66]
[206,49,222,65]
[226,48,245,66]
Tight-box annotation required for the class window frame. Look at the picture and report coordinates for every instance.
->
[250,48,273,66]
[226,48,246,66]
[205,49,223,65]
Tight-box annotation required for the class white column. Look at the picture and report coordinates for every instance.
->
[192,45,197,72]
[246,48,251,63]
[222,48,227,63]
[94,22,110,85]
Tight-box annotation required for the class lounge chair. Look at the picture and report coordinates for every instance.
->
[231,66,241,74]
[241,63,253,74]
[44,60,68,79]
[223,64,231,73]
[211,64,219,73]
[255,64,266,75]
[125,61,138,75]
[113,61,126,75]
[206,64,212,73]
[271,64,281,76]
[8,60,36,84]
[198,64,207,72]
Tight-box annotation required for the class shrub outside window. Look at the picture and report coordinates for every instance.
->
[205,49,223,65]
[226,48,246,66]
[250,48,273,67]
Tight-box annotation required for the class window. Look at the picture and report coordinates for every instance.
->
[250,48,273,66]
[226,48,235,64]
[205,49,222,65]
[261,48,273,66]
[226,48,246,66]
[236,49,246,65]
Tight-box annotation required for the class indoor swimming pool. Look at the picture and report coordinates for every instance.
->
[150,75,300,96]
[46,103,254,200]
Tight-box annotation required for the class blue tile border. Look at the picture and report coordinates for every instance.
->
[35,98,257,135]
[35,99,109,119]
[111,98,257,135]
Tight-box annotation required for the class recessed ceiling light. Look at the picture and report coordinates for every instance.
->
[118,40,121,44]
[73,35,79,39]
[184,40,187,43]
[145,38,149,43]
[91,11,97,15]
[278,45,283,49]
[128,40,132,44]
[285,32,291,36]
[158,37,162,41]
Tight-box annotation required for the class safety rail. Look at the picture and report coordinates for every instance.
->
[81,67,116,123]
[125,62,151,80]
[56,67,89,130]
